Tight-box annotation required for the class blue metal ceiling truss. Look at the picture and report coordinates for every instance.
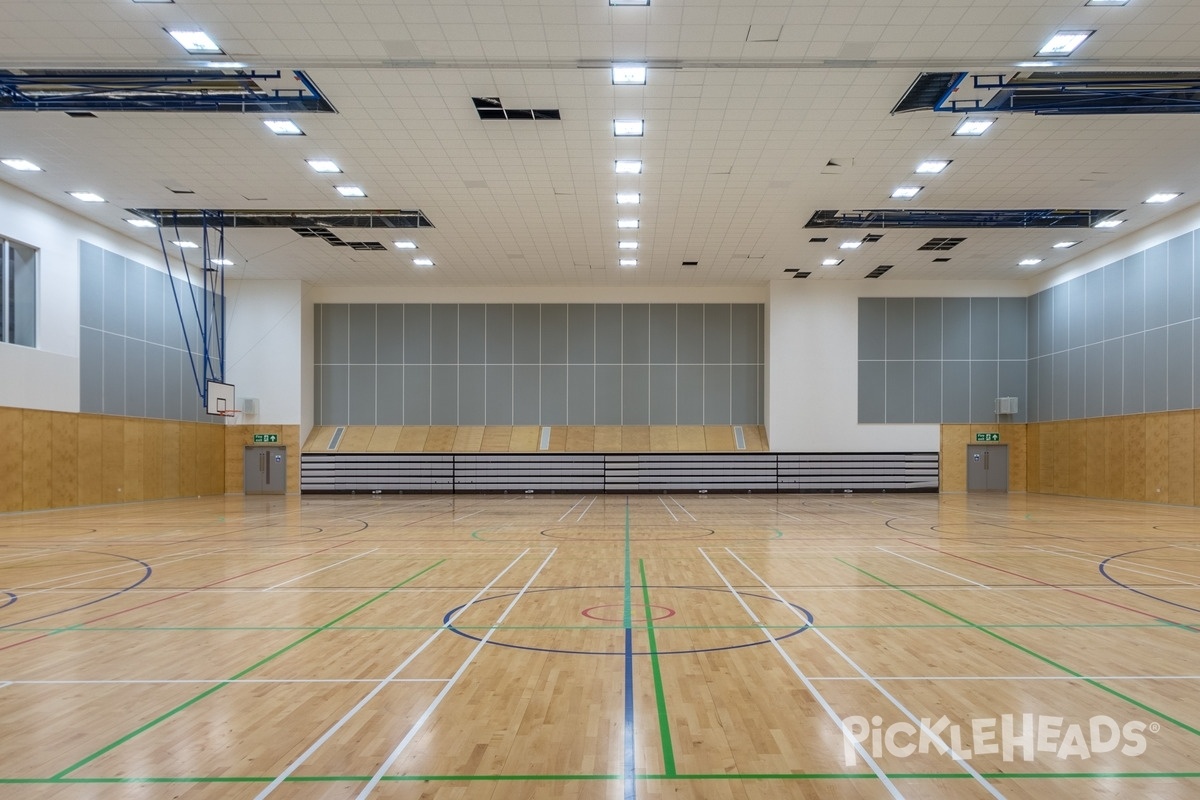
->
[0,69,335,113]
[805,208,1124,229]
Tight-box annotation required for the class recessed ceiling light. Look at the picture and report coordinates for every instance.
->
[891,186,922,199]
[166,29,222,54]
[915,160,951,174]
[618,241,638,249]
[612,64,647,85]
[394,241,418,249]
[617,219,639,229]
[171,240,199,249]
[1038,30,1094,56]
[306,159,341,173]
[613,119,644,137]
[335,185,366,198]
[125,218,157,228]
[1094,218,1125,228]
[133,1,175,4]
[954,118,995,136]
[211,259,234,266]
[263,119,303,136]
[68,191,105,202]
[2,158,42,171]
[840,241,862,249]
[610,0,650,5]
[1019,258,1043,266]
[1085,0,1129,5]
[619,259,638,267]
[616,192,641,204]
[1053,241,1080,248]
[1145,192,1181,204]
[615,160,643,174]
[413,258,434,267]
[822,258,843,267]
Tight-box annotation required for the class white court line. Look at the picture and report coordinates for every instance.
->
[807,675,1200,682]
[1032,545,1200,585]
[698,549,904,799]
[557,497,587,522]
[11,543,217,590]
[721,548,1005,800]
[876,547,990,589]
[9,546,243,602]
[356,549,556,799]
[2,678,448,686]
[254,547,536,800]
[452,495,522,523]
[670,496,697,521]
[263,549,379,592]
[576,496,597,522]
[658,496,679,522]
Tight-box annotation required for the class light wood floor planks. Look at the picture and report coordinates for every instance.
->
[0,492,1198,799]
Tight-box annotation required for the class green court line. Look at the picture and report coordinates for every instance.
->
[836,558,1200,739]
[639,559,676,776]
[49,559,445,781]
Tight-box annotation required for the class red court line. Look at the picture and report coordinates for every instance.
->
[899,539,1200,633]
[0,541,357,653]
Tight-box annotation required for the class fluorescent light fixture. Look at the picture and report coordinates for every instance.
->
[822,258,843,267]
[211,259,234,266]
[68,191,105,202]
[1038,30,1093,56]
[617,219,639,229]
[1,158,42,171]
[263,119,303,136]
[413,257,434,267]
[166,29,222,54]
[615,159,643,174]
[616,192,641,204]
[306,159,341,173]
[125,218,157,228]
[133,1,175,3]
[1018,258,1043,266]
[394,240,418,249]
[1085,0,1129,5]
[613,119,644,136]
[610,0,650,5]
[1145,192,1181,204]
[840,241,862,249]
[1094,218,1125,228]
[171,240,199,249]
[335,185,366,197]
[618,241,638,249]
[612,64,647,85]
[1053,241,1080,249]
[915,160,951,174]
[891,186,922,199]
[954,118,995,136]
[619,259,638,267]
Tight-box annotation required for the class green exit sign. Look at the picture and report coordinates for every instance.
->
[253,434,279,443]
[976,432,1000,442]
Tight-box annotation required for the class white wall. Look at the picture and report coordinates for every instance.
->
[225,279,305,426]
[765,279,1027,452]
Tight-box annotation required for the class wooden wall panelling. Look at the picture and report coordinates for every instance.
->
[51,411,79,508]
[480,427,511,452]
[101,416,126,504]
[280,425,301,494]
[303,426,337,452]
[1067,419,1088,498]
[593,427,622,452]
[509,426,540,451]
[1025,423,1040,494]
[1103,417,1125,500]
[547,426,568,451]
[123,418,146,502]
[425,426,458,452]
[21,410,53,511]
[160,421,181,499]
[1168,411,1195,506]
[339,426,374,452]
[0,407,24,512]
[1195,410,1200,506]
[1002,423,1027,493]
[450,426,483,453]
[223,425,243,493]
[1144,413,1170,504]
[940,425,970,492]
[704,426,736,452]
[368,426,404,452]
[621,426,650,452]
[77,414,104,506]
[565,426,595,452]
[1084,419,1106,498]
[142,419,164,501]
[742,425,767,451]
[396,426,429,452]
[676,426,707,451]
[1123,415,1147,501]
[179,422,197,497]
[650,426,678,452]
[202,424,226,495]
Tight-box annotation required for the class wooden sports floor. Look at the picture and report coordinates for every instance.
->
[0,492,1198,799]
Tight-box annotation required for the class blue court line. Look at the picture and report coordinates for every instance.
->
[0,552,152,631]
[1100,547,1200,616]
[623,499,636,800]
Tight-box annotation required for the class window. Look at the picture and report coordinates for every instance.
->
[1,236,36,347]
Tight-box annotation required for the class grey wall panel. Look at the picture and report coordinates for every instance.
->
[1123,253,1145,335]
[183,370,203,421]
[404,364,432,424]
[1051,284,1069,357]
[1103,263,1124,341]
[594,305,622,364]
[913,298,942,360]
[145,343,165,419]
[1026,292,1039,360]
[431,365,458,424]
[649,304,677,364]
[513,364,541,424]
[313,363,322,423]
[677,365,703,424]
[942,361,971,423]
[731,304,759,363]
[321,304,348,364]
[1103,340,1123,417]
[1123,332,1144,414]
[885,298,914,359]
[1170,233,1194,325]
[163,280,185,351]
[998,297,1026,360]
[144,268,165,346]
[858,298,886,360]
[649,366,676,425]
[568,365,595,425]
[1052,352,1069,421]
[913,360,941,424]
[102,332,125,415]
[1195,324,1200,415]
[102,251,125,336]
[703,364,731,424]
[970,361,998,423]
[376,365,404,425]
[998,359,1027,422]
[1026,359,1039,422]
[623,303,650,364]
[1143,325,1168,413]
[567,304,595,364]
[970,297,999,359]
[377,304,404,364]
[677,304,705,363]
[404,304,432,364]
[457,365,485,425]
[431,304,459,364]
[595,364,622,425]
[943,298,970,359]
[1084,343,1104,419]
[703,304,731,364]
[1038,355,1055,422]
[731,364,758,424]
[348,365,376,425]
[125,339,146,418]
[1067,277,1085,350]
[1084,269,1104,346]
[541,304,568,364]
[125,265,145,341]
[347,304,376,364]
[79,243,103,330]
[458,304,485,364]
[321,364,348,424]
[165,349,183,422]
[1067,347,1086,419]
[485,364,513,424]
[885,360,914,424]
[1144,242,1169,330]
[513,304,541,364]
[80,326,104,413]
[1037,286,1054,357]
[540,365,567,425]
[1168,321,1193,411]
[622,364,650,424]
[858,361,885,423]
